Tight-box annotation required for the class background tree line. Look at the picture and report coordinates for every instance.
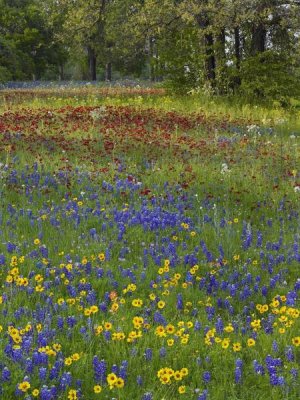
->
[1,0,300,102]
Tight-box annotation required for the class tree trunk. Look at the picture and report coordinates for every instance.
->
[105,62,112,81]
[204,32,216,84]
[251,23,266,55]
[233,26,241,90]
[59,64,64,81]
[234,27,241,70]
[149,37,156,82]
[88,46,97,81]
[216,29,226,63]
[216,28,226,93]
[195,13,216,86]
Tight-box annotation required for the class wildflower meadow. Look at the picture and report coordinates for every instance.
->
[0,86,299,400]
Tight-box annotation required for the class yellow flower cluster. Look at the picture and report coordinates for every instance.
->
[64,353,81,366]
[106,373,125,389]
[254,296,299,335]
[8,325,31,345]
[157,367,188,385]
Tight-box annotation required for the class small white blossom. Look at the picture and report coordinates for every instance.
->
[221,163,230,174]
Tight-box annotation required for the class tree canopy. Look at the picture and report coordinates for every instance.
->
[1,0,300,101]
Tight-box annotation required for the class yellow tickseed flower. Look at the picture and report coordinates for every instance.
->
[132,299,143,307]
[160,374,171,384]
[233,342,242,352]
[67,389,77,400]
[157,300,165,309]
[110,303,119,312]
[166,324,175,334]
[221,339,230,349]
[95,325,103,335]
[90,305,99,314]
[155,325,166,337]
[173,370,182,380]
[180,368,188,376]
[292,336,300,346]
[107,373,118,386]
[224,324,234,333]
[94,385,102,393]
[34,239,40,245]
[115,377,125,388]
[18,381,30,392]
[279,315,287,322]
[98,253,105,261]
[271,299,280,308]
[71,353,80,361]
[261,304,269,313]
[53,343,61,351]
[104,322,112,330]
[64,357,72,366]
[32,389,39,397]
[178,385,186,394]
[81,257,88,265]
[247,338,256,347]
[34,274,43,282]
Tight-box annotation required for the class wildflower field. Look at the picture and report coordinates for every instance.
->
[0,86,299,400]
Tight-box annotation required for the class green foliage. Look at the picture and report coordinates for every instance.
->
[0,66,12,83]
[239,51,300,105]
[158,27,204,93]
[0,0,68,81]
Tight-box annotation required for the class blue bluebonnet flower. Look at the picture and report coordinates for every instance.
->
[1,367,11,382]
[159,347,166,358]
[176,293,183,310]
[137,375,143,386]
[253,360,264,375]
[235,358,243,383]
[93,357,106,384]
[142,392,153,400]
[290,368,298,379]
[203,371,211,383]
[285,346,294,362]
[272,340,279,353]
[197,389,208,400]
[144,348,153,361]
